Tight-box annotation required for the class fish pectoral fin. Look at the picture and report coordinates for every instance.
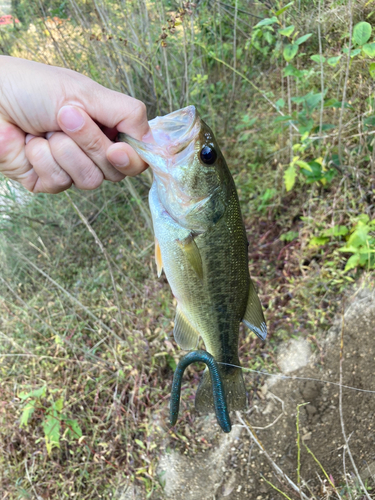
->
[173,307,199,350]
[242,279,267,341]
[176,234,203,281]
[155,237,163,278]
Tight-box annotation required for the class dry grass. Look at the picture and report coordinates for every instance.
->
[0,0,375,498]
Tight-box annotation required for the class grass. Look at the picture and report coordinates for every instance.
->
[0,0,375,497]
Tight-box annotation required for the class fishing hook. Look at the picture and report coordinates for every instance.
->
[169,350,232,433]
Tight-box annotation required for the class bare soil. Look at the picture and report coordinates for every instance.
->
[153,287,375,499]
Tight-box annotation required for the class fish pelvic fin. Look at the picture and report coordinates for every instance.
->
[173,307,199,350]
[155,238,163,278]
[176,234,203,281]
[195,364,246,413]
[242,279,267,341]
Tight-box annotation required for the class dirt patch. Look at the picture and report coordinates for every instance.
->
[155,287,375,499]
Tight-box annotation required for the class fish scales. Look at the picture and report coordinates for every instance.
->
[118,105,267,413]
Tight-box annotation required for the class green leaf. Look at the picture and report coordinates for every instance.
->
[20,402,36,428]
[291,96,305,104]
[358,213,370,224]
[369,62,375,78]
[284,164,297,191]
[353,21,372,46]
[305,92,324,111]
[346,225,371,248]
[283,64,302,77]
[310,54,326,63]
[283,44,299,61]
[43,413,61,454]
[275,2,294,16]
[19,386,46,401]
[53,398,64,412]
[254,17,277,28]
[322,225,349,237]
[275,98,285,108]
[135,439,146,449]
[304,162,323,180]
[309,236,329,247]
[280,230,299,242]
[343,48,361,57]
[364,115,375,128]
[278,25,295,37]
[344,253,360,272]
[64,419,83,439]
[337,245,359,253]
[327,55,342,67]
[295,33,312,45]
[324,98,341,107]
[362,42,375,57]
[296,160,312,171]
[167,354,176,370]
[274,115,292,123]
[297,116,314,135]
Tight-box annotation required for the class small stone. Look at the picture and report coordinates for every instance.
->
[306,405,317,416]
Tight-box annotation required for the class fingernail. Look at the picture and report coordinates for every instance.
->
[59,105,84,132]
[25,134,36,144]
[46,132,55,140]
[108,150,130,168]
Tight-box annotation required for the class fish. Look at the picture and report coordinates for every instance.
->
[118,105,267,413]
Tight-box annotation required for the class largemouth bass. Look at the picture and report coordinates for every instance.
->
[119,106,267,412]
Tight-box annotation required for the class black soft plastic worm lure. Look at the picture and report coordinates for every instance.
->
[169,350,232,433]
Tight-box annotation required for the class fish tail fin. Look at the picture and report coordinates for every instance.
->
[195,365,246,414]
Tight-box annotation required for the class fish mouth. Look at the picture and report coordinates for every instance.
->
[149,105,199,153]
[117,105,200,164]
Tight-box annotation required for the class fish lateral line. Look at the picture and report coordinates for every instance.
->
[170,350,232,433]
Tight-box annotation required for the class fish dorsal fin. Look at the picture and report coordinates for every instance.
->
[176,234,203,281]
[173,306,199,350]
[155,238,163,278]
[242,279,267,341]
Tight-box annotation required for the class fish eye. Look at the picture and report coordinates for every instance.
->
[200,145,217,165]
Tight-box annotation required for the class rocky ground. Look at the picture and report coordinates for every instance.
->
[120,286,375,499]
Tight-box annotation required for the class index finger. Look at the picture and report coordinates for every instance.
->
[78,86,151,176]
[80,84,151,140]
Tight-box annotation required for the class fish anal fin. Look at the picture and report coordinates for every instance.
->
[155,237,163,278]
[173,307,199,350]
[242,279,267,341]
[176,234,203,281]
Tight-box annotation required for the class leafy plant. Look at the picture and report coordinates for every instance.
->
[19,385,82,454]
[309,216,375,272]
[337,215,375,271]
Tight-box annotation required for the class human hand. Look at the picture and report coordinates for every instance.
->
[0,56,152,193]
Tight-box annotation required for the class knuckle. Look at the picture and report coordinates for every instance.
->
[26,138,48,165]
[43,177,72,194]
[76,165,103,190]
[82,135,104,157]
[48,170,72,193]
[131,100,147,123]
